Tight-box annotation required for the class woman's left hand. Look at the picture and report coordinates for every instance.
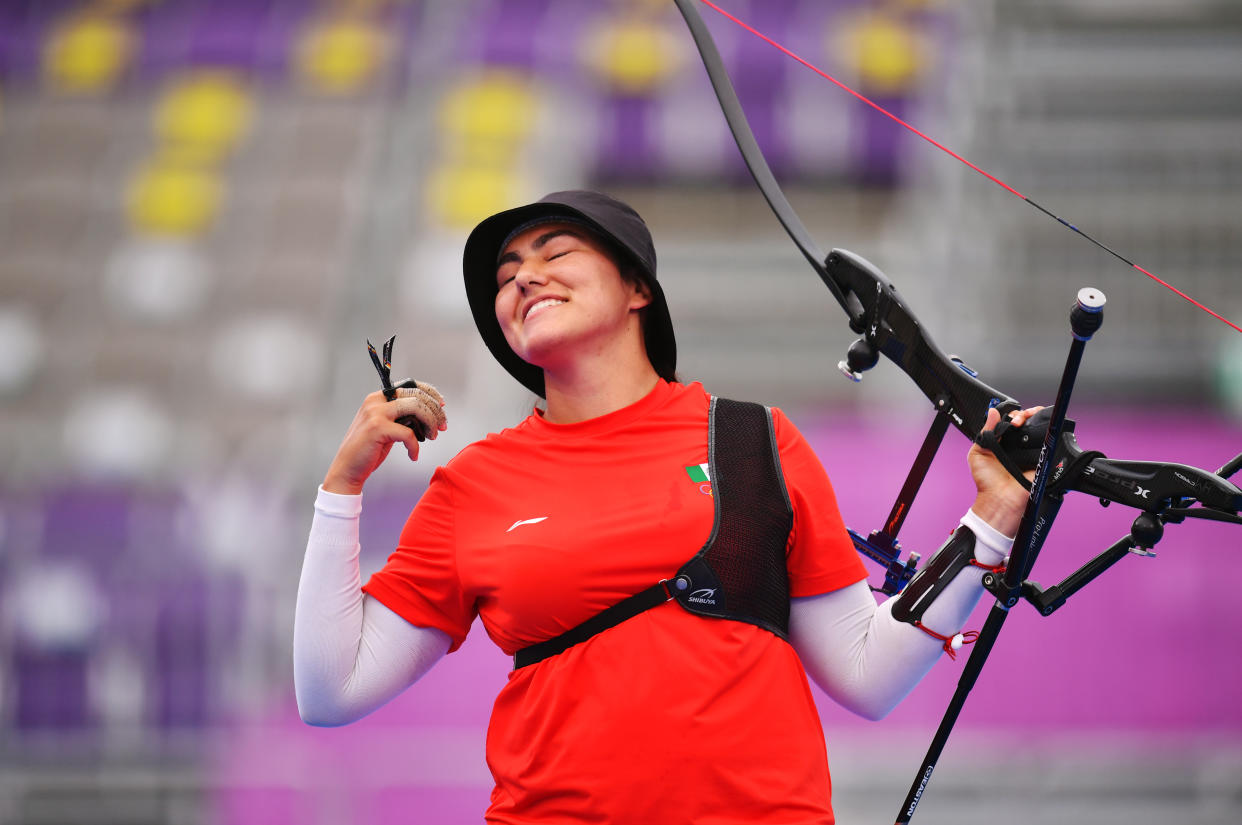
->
[967,406,1043,537]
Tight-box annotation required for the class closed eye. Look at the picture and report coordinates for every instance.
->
[496,263,516,286]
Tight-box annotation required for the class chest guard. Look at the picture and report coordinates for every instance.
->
[514,397,794,669]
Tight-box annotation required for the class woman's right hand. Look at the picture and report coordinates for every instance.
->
[322,382,447,495]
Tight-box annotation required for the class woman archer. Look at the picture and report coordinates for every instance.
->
[294,190,1036,824]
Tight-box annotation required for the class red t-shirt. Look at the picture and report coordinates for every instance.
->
[363,380,867,824]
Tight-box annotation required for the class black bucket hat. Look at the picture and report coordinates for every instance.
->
[463,190,676,397]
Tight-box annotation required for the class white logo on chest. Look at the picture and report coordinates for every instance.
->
[506,516,549,533]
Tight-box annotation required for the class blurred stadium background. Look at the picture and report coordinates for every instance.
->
[1,0,1241,823]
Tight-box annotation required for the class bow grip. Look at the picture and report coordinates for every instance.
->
[979,406,1072,475]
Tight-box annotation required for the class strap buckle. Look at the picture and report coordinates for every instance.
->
[660,575,692,600]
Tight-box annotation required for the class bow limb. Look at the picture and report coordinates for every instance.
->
[673,0,1020,440]
[672,0,844,307]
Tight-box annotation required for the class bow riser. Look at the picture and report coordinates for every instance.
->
[826,249,1021,440]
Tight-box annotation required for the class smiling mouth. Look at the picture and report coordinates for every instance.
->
[525,298,566,321]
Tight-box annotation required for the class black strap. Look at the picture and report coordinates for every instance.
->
[513,581,673,669]
[671,398,792,638]
[974,427,1034,491]
[512,397,791,670]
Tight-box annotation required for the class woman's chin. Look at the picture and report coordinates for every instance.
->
[510,327,581,369]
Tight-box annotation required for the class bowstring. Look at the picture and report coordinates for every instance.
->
[695,0,1242,335]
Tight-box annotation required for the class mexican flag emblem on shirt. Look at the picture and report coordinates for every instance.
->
[685,463,710,483]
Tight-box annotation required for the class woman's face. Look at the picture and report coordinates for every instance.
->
[494,222,650,372]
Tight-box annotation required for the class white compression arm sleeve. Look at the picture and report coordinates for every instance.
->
[293,487,450,726]
[789,510,1011,721]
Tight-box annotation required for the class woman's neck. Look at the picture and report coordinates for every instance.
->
[541,363,661,424]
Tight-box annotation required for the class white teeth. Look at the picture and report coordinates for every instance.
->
[525,298,565,320]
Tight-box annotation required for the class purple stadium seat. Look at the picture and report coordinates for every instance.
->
[0,1,77,79]
[12,642,94,731]
[154,575,212,728]
[136,0,302,78]
[475,0,553,68]
[40,485,133,575]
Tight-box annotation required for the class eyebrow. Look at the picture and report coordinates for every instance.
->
[496,228,585,269]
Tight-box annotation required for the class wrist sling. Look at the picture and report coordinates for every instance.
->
[514,397,794,669]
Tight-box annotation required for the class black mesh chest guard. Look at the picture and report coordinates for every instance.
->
[513,397,794,669]
[669,397,794,638]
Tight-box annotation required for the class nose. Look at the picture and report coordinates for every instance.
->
[513,258,547,292]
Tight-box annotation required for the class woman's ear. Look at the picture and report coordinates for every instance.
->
[627,272,653,311]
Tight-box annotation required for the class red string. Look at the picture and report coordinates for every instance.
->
[969,559,1006,575]
[912,622,980,661]
[906,561,1005,658]
[694,0,1242,335]
[1132,264,1242,334]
